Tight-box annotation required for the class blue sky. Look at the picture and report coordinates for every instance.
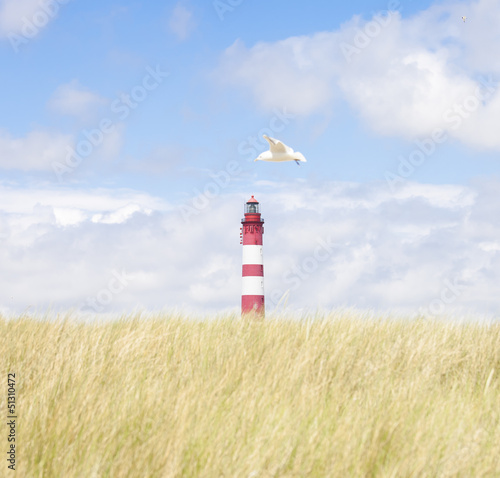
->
[1,0,500,318]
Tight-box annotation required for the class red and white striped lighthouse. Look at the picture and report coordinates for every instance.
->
[240,195,265,317]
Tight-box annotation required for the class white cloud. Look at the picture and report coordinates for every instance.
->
[0,122,126,176]
[0,0,44,36]
[0,0,67,41]
[218,35,340,116]
[0,75,129,172]
[0,81,126,175]
[0,129,73,170]
[1,179,500,318]
[0,185,169,217]
[216,0,500,151]
[91,204,152,224]
[48,80,108,120]
[168,2,195,42]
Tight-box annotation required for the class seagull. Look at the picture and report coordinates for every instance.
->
[254,135,307,166]
[462,16,466,22]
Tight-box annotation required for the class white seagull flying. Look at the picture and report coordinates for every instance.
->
[462,16,467,22]
[254,135,307,166]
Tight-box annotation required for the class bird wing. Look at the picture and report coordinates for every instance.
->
[263,135,293,154]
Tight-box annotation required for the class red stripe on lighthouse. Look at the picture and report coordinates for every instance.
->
[242,264,263,276]
[242,295,264,315]
[242,222,263,245]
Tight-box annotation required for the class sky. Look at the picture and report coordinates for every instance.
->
[1,0,500,318]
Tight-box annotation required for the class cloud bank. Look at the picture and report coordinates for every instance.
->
[1,179,500,318]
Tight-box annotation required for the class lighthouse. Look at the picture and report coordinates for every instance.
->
[240,195,265,317]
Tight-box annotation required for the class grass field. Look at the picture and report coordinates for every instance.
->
[2,311,500,477]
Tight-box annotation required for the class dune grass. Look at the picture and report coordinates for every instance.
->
[1,311,499,477]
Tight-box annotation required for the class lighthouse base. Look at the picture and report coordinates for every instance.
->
[241,295,265,318]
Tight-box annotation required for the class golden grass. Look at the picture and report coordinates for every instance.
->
[2,311,500,477]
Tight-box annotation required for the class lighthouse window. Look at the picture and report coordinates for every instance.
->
[245,202,260,214]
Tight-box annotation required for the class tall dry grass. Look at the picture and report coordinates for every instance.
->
[1,311,499,477]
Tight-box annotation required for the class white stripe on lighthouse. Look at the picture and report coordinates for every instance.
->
[242,276,264,295]
[242,245,263,265]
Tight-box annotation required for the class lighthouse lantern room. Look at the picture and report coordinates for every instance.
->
[241,195,265,317]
